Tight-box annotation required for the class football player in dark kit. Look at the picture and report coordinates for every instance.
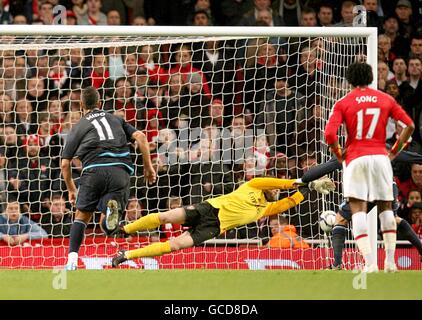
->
[61,86,156,270]
[300,149,422,269]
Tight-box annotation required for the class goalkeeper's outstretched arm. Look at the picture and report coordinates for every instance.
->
[247,176,335,195]
[300,158,341,183]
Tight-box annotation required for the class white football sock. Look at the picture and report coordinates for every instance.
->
[352,211,374,266]
[67,252,78,265]
[379,210,397,264]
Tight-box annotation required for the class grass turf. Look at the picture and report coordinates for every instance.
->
[1,269,421,300]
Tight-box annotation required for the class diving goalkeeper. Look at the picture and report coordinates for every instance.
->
[111,176,335,267]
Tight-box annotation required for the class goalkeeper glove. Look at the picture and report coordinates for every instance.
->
[308,177,336,195]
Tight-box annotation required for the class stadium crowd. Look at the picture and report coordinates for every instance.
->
[0,0,421,247]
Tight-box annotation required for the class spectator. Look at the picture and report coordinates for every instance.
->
[90,52,109,89]
[125,198,143,222]
[192,40,236,106]
[169,44,211,98]
[137,80,165,129]
[15,134,59,216]
[123,52,138,86]
[397,188,422,219]
[206,98,225,127]
[378,34,396,68]
[12,15,28,24]
[395,0,415,39]
[25,76,49,112]
[186,0,214,26]
[0,94,14,124]
[382,15,410,58]
[132,15,147,26]
[40,194,72,237]
[189,123,234,203]
[272,151,294,179]
[363,0,382,28]
[296,98,323,156]
[137,45,167,85]
[104,77,137,127]
[178,72,211,129]
[228,114,253,174]
[392,57,408,86]
[144,108,165,153]
[397,163,422,202]
[48,57,68,94]
[161,72,185,130]
[0,51,20,100]
[190,9,212,26]
[72,0,88,23]
[277,0,303,26]
[334,0,354,27]
[36,1,54,25]
[78,0,107,25]
[219,0,250,26]
[0,151,6,212]
[63,47,90,92]
[47,99,64,134]
[65,10,78,25]
[67,83,83,111]
[0,199,48,246]
[409,36,422,60]
[15,99,37,135]
[59,111,82,144]
[239,0,284,26]
[254,134,270,177]
[156,127,179,163]
[137,155,171,212]
[300,7,317,26]
[408,202,422,239]
[267,215,310,248]
[378,60,394,91]
[123,197,160,241]
[317,4,334,27]
[107,44,125,81]
[244,41,280,115]
[106,9,121,25]
[400,57,422,143]
[260,76,305,156]
[293,46,317,108]
[0,125,22,171]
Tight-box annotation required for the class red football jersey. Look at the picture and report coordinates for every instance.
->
[325,87,413,164]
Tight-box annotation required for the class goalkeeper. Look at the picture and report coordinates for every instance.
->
[300,149,422,269]
[111,176,335,267]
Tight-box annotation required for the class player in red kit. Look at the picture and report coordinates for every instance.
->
[325,62,415,273]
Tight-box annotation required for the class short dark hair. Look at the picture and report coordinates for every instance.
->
[346,62,373,87]
[82,86,99,110]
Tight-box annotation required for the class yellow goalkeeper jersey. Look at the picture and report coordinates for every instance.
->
[206,178,304,234]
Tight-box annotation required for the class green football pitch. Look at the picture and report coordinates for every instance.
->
[1,269,421,300]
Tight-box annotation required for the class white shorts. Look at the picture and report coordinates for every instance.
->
[342,155,394,202]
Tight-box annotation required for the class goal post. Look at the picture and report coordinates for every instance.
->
[0,25,381,270]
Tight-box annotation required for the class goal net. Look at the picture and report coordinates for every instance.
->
[0,25,379,270]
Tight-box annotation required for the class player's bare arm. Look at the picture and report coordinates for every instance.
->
[132,130,157,184]
[328,141,344,163]
[61,158,77,206]
[389,123,415,161]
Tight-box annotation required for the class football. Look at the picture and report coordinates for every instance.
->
[319,210,337,233]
